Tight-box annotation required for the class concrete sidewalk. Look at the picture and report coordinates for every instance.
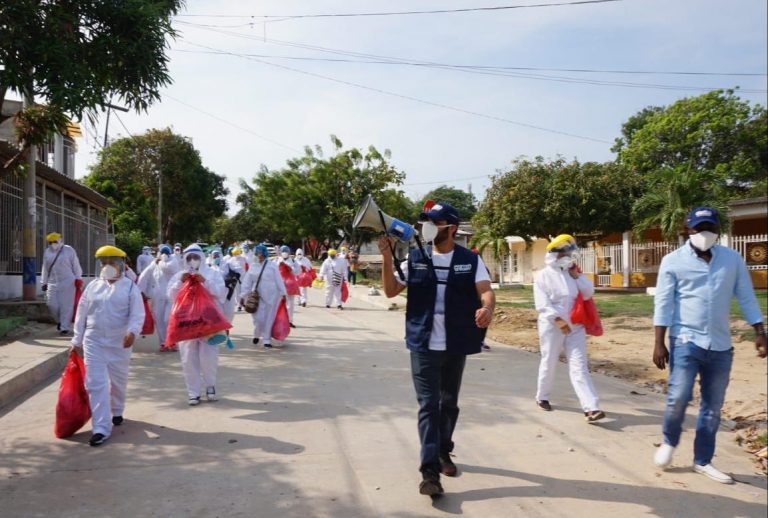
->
[0,324,69,409]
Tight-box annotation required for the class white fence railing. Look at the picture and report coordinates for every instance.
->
[630,241,679,273]
[731,234,768,270]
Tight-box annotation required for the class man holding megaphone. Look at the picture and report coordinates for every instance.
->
[375,200,495,497]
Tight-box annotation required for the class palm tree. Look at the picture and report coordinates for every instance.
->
[470,226,509,285]
[631,164,729,241]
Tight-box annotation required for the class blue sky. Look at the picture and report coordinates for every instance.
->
[73,0,768,213]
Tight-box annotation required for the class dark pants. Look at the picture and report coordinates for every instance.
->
[348,271,357,285]
[410,350,467,474]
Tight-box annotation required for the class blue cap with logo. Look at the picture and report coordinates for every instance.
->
[419,201,460,225]
[687,207,720,229]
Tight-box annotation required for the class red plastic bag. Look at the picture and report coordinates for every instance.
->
[71,279,84,322]
[271,299,291,341]
[141,294,155,335]
[279,262,300,296]
[55,351,91,438]
[167,275,232,344]
[341,281,349,303]
[570,293,603,337]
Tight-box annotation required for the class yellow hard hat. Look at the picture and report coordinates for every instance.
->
[95,245,127,258]
[328,248,337,256]
[546,234,576,252]
[231,248,242,256]
[340,246,348,252]
[46,232,62,242]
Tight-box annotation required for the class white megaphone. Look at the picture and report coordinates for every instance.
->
[353,195,415,242]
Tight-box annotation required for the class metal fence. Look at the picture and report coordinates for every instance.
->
[1,175,110,277]
[730,234,768,270]
[630,241,679,273]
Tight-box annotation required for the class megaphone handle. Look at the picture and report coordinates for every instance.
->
[378,209,406,281]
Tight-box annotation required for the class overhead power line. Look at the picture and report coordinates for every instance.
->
[173,47,766,93]
[176,0,624,20]
[180,41,612,144]
[162,94,301,153]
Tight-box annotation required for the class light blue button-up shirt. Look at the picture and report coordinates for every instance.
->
[653,242,764,351]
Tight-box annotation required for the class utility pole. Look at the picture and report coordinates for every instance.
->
[22,85,37,300]
[102,103,128,148]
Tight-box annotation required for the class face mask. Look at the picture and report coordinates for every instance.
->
[161,253,169,261]
[51,242,62,251]
[213,258,221,266]
[174,249,181,256]
[421,221,439,242]
[556,256,576,269]
[187,258,201,271]
[690,231,718,251]
[100,264,120,280]
[281,252,289,259]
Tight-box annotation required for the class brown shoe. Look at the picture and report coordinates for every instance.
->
[439,453,458,477]
[419,470,444,496]
[585,410,606,423]
[537,400,552,411]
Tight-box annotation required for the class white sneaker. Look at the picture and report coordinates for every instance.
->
[654,444,675,468]
[693,463,734,484]
[188,397,201,406]
[205,387,218,402]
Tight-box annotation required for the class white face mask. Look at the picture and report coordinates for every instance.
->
[174,249,181,256]
[187,258,201,271]
[100,264,120,281]
[51,242,62,251]
[690,231,718,251]
[281,252,289,259]
[161,253,169,260]
[556,256,576,270]
[421,221,439,242]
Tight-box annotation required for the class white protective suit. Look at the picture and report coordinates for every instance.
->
[71,275,145,438]
[136,250,153,276]
[241,259,286,345]
[295,250,313,306]
[41,243,82,332]
[319,256,348,308]
[533,253,600,412]
[227,254,247,311]
[211,257,237,322]
[168,250,227,400]
[137,255,180,346]
[276,255,300,322]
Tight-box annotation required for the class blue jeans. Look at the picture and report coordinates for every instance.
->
[410,350,466,474]
[662,339,733,466]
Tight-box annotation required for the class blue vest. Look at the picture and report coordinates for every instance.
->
[405,244,483,355]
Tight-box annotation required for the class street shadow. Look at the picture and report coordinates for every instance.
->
[431,464,766,516]
[551,404,665,431]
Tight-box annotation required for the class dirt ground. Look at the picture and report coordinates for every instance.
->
[487,306,768,472]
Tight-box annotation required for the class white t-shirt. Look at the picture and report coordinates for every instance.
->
[397,249,491,351]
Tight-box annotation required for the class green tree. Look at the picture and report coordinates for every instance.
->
[239,136,412,246]
[615,90,767,198]
[470,226,508,284]
[475,157,641,240]
[0,0,182,175]
[414,185,477,221]
[84,128,228,257]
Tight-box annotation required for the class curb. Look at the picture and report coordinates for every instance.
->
[348,284,407,311]
[0,329,69,409]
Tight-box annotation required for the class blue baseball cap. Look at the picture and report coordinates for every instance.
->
[687,207,720,229]
[419,201,460,225]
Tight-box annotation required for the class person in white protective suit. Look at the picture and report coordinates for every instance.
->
[41,232,83,335]
[137,244,180,352]
[71,245,144,447]
[228,247,248,311]
[276,245,300,327]
[241,244,287,349]
[295,248,313,307]
[533,234,605,423]
[319,248,348,310]
[136,246,153,276]
[210,249,238,323]
[167,244,227,406]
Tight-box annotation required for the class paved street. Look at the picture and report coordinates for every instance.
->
[0,288,765,518]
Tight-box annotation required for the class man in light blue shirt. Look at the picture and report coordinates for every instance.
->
[652,207,767,484]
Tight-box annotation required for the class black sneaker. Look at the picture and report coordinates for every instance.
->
[289,323,296,328]
[60,330,69,336]
[263,343,272,349]
[252,338,260,345]
[326,305,331,308]
[439,453,458,477]
[301,302,307,307]
[419,469,444,496]
[112,416,124,426]
[89,433,108,447]
[537,400,553,411]
[337,305,343,310]
[57,323,61,331]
